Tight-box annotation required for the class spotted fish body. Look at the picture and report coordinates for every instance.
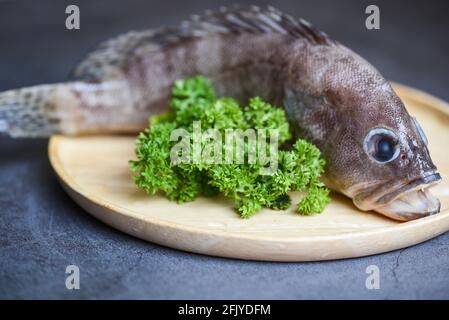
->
[0,6,441,220]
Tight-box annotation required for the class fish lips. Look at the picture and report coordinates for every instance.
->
[353,172,442,220]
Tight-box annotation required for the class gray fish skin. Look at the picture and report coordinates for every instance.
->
[0,6,441,220]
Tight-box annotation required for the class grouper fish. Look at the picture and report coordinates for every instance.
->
[0,6,441,221]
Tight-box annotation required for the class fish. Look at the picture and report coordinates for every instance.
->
[0,5,441,221]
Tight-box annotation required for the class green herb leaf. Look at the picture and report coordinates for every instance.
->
[130,76,331,218]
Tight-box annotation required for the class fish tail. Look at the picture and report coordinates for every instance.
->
[0,83,68,138]
[0,80,152,138]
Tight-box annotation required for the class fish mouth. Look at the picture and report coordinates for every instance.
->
[353,172,442,221]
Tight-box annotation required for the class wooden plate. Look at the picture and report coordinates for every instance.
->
[48,83,449,261]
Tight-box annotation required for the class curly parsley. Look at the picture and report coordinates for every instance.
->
[129,76,330,218]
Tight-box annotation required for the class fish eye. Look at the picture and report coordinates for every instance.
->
[364,128,400,163]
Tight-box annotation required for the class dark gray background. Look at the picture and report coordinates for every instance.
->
[0,0,448,299]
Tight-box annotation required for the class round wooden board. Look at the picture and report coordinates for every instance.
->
[48,83,449,261]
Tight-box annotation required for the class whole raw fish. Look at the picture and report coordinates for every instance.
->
[0,6,441,220]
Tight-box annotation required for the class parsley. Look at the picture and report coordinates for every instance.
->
[129,76,330,218]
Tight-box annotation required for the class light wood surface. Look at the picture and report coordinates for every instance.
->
[48,83,449,261]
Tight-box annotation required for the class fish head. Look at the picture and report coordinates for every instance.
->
[322,82,441,221]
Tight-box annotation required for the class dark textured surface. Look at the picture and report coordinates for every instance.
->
[0,0,448,299]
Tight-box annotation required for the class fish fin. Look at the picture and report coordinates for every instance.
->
[284,88,336,145]
[72,5,336,82]
[71,29,158,81]
[284,88,324,122]
[0,84,67,137]
[192,5,336,44]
